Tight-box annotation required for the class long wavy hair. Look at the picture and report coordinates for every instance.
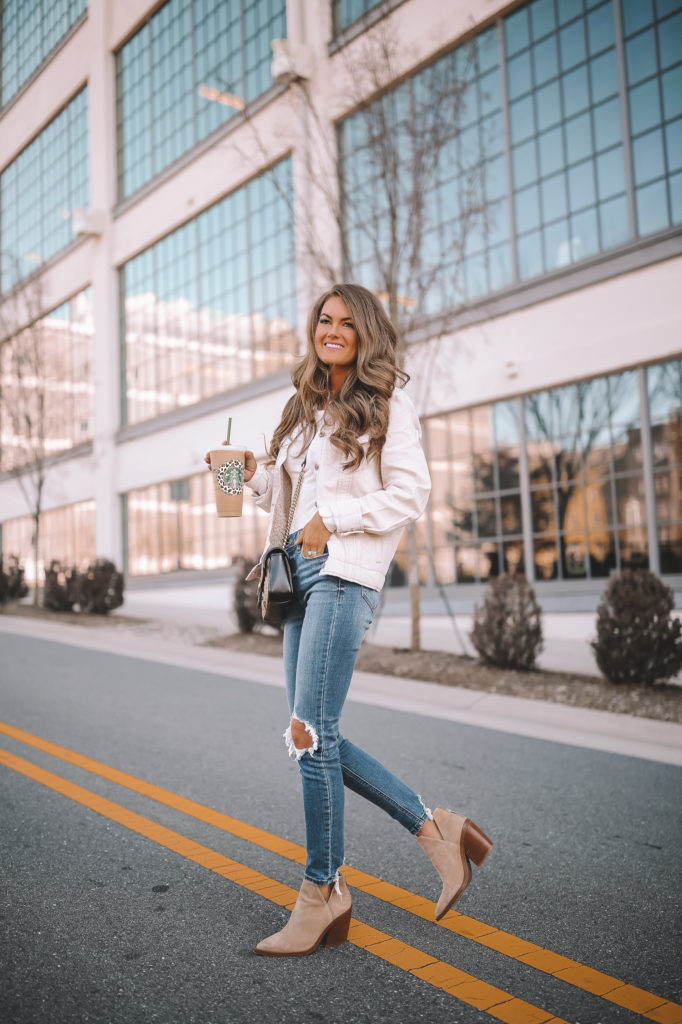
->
[269,283,408,470]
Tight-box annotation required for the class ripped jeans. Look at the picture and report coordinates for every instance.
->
[282,532,430,886]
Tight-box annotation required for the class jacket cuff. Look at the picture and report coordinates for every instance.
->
[317,505,336,532]
[246,466,269,496]
[324,498,364,535]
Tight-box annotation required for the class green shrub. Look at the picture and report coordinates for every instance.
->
[470,574,543,671]
[0,555,29,604]
[44,560,79,611]
[77,559,124,614]
[591,569,682,686]
[43,558,124,614]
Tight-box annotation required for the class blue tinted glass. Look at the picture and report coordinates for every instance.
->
[536,80,562,129]
[488,199,510,245]
[542,171,569,219]
[478,27,499,73]
[544,218,571,268]
[505,6,530,56]
[516,184,542,229]
[593,97,623,149]
[563,64,590,116]
[622,0,654,35]
[510,95,536,142]
[587,3,615,55]
[571,205,600,256]
[513,139,539,187]
[656,0,682,14]
[565,111,593,162]
[636,178,670,232]
[517,230,544,277]
[658,12,682,69]
[485,153,508,200]
[508,51,533,98]
[629,78,662,135]
[530,0,556,39]
[662,66,682,121]
[633,127,666,183]
[590,51,619,103]
[666,117,682,171]
[533,35,559,84]
[597,145,626,198]
[489,242,513,289]
[599,194,630,245]
[480,68,502,117]
[558,0,584,25]
[539,125,566,175]
[568,158,596,209]
[560,20,587,70]
[625,29,658,85]
[670,170,682,222]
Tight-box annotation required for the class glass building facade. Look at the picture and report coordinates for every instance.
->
[115,0,287,198]
[125,472,269,576]
[339,0,682,304]
[0,0,87,107]
[120,160,297,426]
[0,290,94,472]
[0,88,89,290]
[426,357,681,585]
[1,500,95,585]
[332,0,384,34]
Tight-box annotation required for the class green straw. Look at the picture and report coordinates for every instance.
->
[226,417,232,445]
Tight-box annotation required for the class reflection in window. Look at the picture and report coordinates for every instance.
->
[121,161,297,426]
[339,26,510,312]
[1,0,86,106]
[506,0,630,279]
[648,358,682,573]
[525,371,647,580]
[1,500,95,586]
[0,290,94,471]
[332,0,384,34]
[623,0,682,233]
[0,88,89,290]
[115,0,286,198]
[425,401,524,584]
[125,471,268,576]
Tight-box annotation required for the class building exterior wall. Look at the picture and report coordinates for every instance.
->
[1,0,680,605]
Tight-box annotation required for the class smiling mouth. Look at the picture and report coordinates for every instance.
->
[324,342,343,349]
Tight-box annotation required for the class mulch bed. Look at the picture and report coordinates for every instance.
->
[3,603,681,724]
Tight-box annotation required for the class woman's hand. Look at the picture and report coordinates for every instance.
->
[204,447,258,483]
[296,512,332,557]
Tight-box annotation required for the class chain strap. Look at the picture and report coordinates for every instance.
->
[282,457,307,544]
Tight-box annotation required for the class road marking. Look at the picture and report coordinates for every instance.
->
[0,745,567,1024]
[1,719,680,1024]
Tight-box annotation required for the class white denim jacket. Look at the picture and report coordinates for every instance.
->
[246,387,431,591]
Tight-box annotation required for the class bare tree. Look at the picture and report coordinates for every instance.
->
[0,262,62,603]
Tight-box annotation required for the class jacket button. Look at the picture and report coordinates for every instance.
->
[314,463,320,471]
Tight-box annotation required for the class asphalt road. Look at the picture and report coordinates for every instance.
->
[1,631,680,1024]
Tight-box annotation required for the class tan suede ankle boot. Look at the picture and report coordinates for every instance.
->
[418,807,493,920]
[253,874,352,957]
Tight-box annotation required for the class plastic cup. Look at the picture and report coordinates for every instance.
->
[209,447,245,517]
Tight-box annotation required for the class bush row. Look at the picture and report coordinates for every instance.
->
[470,568,682,686]
[0,556,124,615]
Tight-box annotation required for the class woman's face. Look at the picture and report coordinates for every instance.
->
[314,295,358,380]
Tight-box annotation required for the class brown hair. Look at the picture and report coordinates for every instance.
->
[269,283,408,470]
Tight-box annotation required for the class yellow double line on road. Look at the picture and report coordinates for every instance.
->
[1,720,680,1024]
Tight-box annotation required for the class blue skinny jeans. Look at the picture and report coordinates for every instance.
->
[282,531,429,886]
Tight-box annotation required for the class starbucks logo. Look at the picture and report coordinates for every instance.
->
[216,459,244,496]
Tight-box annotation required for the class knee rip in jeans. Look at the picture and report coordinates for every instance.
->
[284,717,319,760]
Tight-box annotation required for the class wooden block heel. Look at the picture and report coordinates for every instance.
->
[323,906,352,947]
[463,820,494,867]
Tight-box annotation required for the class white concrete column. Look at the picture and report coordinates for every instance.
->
[87,0,122,566]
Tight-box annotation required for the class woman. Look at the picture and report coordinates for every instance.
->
[210,284,492,957]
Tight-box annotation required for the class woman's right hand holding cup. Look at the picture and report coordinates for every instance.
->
[204,445,257,483]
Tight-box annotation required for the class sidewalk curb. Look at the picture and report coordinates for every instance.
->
[2,615,681,766]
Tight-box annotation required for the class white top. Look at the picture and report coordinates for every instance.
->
[286,410,326,535]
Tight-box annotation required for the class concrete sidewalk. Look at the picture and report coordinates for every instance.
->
[118,580,603,676]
